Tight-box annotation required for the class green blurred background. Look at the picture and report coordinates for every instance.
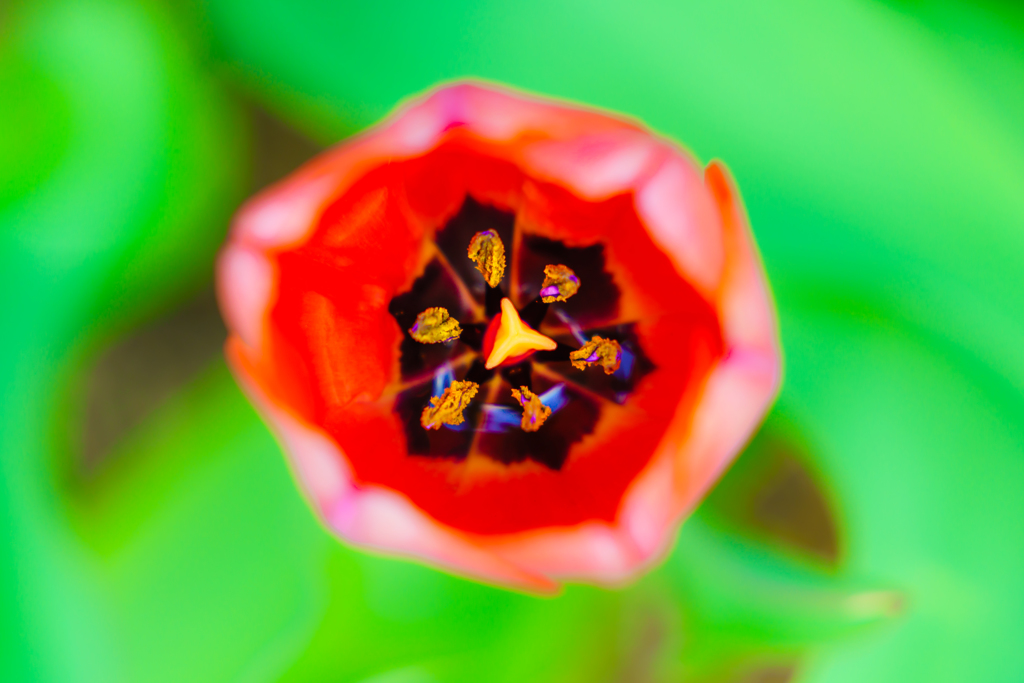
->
[2,0,1023,680]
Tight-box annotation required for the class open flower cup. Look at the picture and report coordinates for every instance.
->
[217,82,781,593]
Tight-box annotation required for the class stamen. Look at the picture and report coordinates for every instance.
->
[467,230,506,287]
[539,264,580,303]
[477,384,568,434]
[409,307,462,344]
[421,380,479,430]
[485,298,558,369]
[511,386,552,432]
[569,336,623,375]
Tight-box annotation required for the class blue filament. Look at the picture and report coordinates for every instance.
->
[478,405,521,432]
[614,345,635,381]
[432,363,455,397]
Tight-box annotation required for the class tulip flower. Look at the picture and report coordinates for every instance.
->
[217,81,780,592]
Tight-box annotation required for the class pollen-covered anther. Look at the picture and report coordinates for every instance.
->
[409,307,462,344]
[467,229,506,287]
[511,386,552,432]
[569,336,623,375]
[539,264,580,303]
[421,380,480,430]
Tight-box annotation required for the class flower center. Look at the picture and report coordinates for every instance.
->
[387,196,656,469]
[407,212,622,433]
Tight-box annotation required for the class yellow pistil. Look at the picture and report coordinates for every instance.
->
[539,264,580,303]
[511,386,551,432]
[409,307,462,344]
[570,336,623,375]
[421,380,479,430]
[467,230,506,287]
[485,298,558,369]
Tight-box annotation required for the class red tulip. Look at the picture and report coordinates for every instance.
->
[217,82,780,592]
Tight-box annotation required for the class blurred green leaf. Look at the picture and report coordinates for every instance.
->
[78,364,329,683]
[0,0,246,680]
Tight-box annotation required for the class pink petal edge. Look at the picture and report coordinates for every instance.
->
[216,245,274,355]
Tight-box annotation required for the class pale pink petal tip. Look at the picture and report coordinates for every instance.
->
[637,154,726,297]
[216,246,274,353]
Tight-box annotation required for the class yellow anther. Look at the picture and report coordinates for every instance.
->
[569,336,622,375]
[485,298,557,369]
[409,307,462,344]
[421,380,479,430]
[467,230,506,287]
[511,386,552,432]
[539,264,580,303]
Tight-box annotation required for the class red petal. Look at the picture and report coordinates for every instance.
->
[217,82,780,589]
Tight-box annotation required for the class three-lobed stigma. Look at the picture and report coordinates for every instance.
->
[485,298,557,369]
